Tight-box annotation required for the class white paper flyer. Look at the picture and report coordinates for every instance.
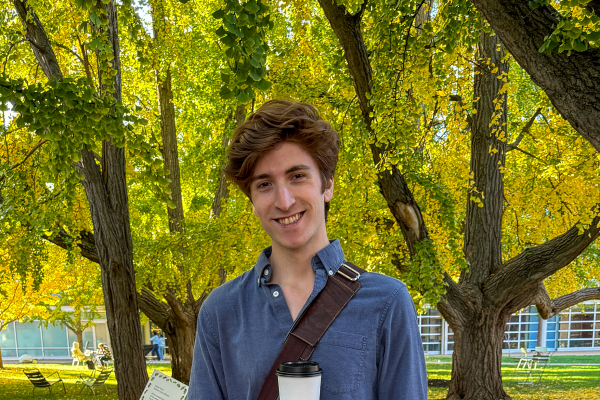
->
[139,369,188,400]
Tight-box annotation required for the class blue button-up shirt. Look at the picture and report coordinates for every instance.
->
[188,240,427,399]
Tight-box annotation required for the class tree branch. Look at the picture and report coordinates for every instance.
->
[13,0,63,81]
[507,108,541,151]
[535,284,600,319]
[317,0,429,257]
[137,288,169,327]
[193,291,208,316]
[52,41,85,66]
[449,94,473,127]
[484,213,600,306]
[0,139,48,183]
[437,272,471,327]
[510,146,541,160]
[164,291,187,324]
[42,226,99,264]
[2,39,26,73]
[470,0,600,153]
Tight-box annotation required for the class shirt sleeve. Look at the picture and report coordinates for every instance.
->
[377,284,428,399]
[188,306,226,400]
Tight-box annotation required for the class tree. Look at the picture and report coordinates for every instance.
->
[0,239,64,369]
[3,1,148,398]
[39,256,103,349]
[309,1,600,399]
[3,1,599,398]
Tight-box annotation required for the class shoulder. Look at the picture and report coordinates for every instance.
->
[356,272,416,321]
[358,271,408,299]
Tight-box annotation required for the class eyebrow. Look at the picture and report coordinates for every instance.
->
[251,164,312,183]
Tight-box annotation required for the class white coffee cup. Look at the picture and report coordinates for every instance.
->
[276,361,322,400]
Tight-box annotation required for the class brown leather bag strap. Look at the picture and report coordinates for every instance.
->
[257,262,365,400]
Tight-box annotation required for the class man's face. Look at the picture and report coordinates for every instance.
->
[250,141,333,254]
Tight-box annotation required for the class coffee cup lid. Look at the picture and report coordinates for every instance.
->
[276,361,322,377]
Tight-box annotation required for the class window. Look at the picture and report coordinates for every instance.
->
[557,302,600,350]
[502,306,538,351]
[418,308,442,354]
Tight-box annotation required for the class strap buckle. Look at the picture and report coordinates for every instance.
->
[337,263,361,281]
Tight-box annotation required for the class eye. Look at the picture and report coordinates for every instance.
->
[292,173,306,180]
[256,181,270,189]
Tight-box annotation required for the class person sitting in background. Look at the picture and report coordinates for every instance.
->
[71,342,87,362]
[96,343,112,368]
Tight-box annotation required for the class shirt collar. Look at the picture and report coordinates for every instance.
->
[254,239,346,286]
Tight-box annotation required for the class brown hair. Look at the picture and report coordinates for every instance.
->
[224,100,340,200]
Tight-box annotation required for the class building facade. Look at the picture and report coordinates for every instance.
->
[1,302,599,360]
[418,301,600,355]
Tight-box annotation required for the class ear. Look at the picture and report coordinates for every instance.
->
[324,177,334,202]
[252,202,257,217]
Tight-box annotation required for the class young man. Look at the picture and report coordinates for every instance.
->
[188,100,427,399]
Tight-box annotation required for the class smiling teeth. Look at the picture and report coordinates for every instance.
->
[278,213,301,225]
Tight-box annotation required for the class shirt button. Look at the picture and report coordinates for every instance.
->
[328,270,334,276]
[273,291,280,298]
[264,269,269,276]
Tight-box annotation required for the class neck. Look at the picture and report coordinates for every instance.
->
[269,238,330,285]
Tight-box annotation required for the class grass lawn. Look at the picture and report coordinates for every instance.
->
[0,363,170,399]
[427,356,600,400]
[0,357,598,399]
[426,355,600,365]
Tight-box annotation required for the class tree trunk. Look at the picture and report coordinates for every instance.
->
[211,104,245,219]
[76,330,84,348]
[14,1,147,398]
[154,65,198,383]
[446,31,510,400]
[137,289,206,384]
[0,345,4,369]
[447,310,510,400]
[149,4,200,382]
[160,301,198,384]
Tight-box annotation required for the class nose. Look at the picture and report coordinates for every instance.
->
[274,184,295,211]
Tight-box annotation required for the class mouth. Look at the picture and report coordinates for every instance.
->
[274,211,305,226]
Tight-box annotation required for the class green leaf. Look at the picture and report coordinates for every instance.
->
[221,34,236,47]
[248,68,263,81]
[253,78,271,91]
[245,37,256,48]
[573,39,587,52]
[224,22,243,38]
[225,13,236,25]
[586,30,600,42]
[558,40,573,53]
[212,9,225,19]
[237,89,252,104]
[220,73,231,84]
[90,12,101,26]
[219,86,235,99]
[215,26,227,37]
[244,0,260,14]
